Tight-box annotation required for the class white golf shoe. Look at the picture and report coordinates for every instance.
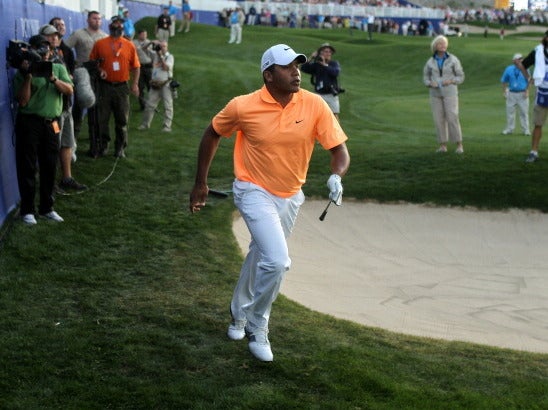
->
[227,319,246,341]
[248,328,273,362]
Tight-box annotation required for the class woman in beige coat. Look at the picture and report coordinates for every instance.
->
[423,35,465,153]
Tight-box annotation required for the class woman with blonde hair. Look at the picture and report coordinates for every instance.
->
[423,35,465,153]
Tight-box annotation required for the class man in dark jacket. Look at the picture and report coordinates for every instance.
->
[300,43,343,121]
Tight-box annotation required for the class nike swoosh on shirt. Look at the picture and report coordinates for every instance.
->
[295,119,304,123]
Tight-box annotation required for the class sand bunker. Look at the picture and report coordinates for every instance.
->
[233,201,548,353]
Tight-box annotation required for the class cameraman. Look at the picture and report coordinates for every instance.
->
[13,35,73,225]
[300,43,342,121]
[137,41,174,132]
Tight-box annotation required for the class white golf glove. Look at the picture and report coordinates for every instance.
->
[327,174,343,206]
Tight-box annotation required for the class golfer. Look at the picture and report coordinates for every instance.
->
[189,44,350,362]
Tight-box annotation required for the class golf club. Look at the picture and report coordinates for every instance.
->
[209,189,231,198]
[319,199,332,221]
[319,192,341,221]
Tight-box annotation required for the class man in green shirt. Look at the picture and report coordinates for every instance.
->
[13,34,73,225]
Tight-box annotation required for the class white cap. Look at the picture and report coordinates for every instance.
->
[512,53,523,60]
[39,24,58,36]
[260,44,307,72]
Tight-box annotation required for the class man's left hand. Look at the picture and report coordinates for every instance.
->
[327,174,343,206]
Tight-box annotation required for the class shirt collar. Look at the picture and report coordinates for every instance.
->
[260,85,301,105]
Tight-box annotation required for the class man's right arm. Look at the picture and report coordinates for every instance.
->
[189,123,222,213]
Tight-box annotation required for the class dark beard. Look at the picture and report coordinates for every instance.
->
[110,28,123,37]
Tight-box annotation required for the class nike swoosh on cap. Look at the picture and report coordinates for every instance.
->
[284,47,290,51]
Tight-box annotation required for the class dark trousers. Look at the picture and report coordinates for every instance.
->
[97,81,130,154]
[138,64,153,110]
[15,113,60,215]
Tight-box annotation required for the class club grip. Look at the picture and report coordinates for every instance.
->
[319,210,327,221]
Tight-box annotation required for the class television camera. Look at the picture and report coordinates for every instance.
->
[6,39,52,77]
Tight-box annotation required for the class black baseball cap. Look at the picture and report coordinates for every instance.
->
[28,34,50,48]
[110,15,125,24]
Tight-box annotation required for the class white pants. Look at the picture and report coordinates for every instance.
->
[229,23,242,44]
[169,15,176,37]
[505,91,530,133]
[141,83,173,129]
[231,179,304,332]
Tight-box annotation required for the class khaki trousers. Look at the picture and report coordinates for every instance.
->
[430,95,462,143]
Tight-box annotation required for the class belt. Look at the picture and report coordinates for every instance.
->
[19,113,59,123]
[101,80,127,87]
[510,90,526,93]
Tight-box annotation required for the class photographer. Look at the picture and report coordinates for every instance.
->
[13,35,73,225]
[133,29,155,110]
[300,43,343,121]
[137,41,174,132]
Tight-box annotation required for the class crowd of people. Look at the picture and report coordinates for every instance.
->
[218,1,547,34]
[11,3,189,225]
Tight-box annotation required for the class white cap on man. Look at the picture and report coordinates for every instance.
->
[39,24,58,36]
[512,53,523,60]
[261,44,306,72]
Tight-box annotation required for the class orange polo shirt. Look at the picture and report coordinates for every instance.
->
[212,86,347,198]
[89,36,140,82]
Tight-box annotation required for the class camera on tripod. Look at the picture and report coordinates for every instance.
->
[6,40,52,77]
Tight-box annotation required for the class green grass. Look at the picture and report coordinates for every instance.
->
[0,22,547,408]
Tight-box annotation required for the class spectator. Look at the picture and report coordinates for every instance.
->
[167,1,179,37]
[156,6,171,42]
[89,16,140,158]
[500,53,530,136]
[423,35,465,154]
[247,4,257,26]
[179,0,192,33]
[137,41,174,132]
[133,29,155,110]
[300,43,343,120]
[367,14,375,40]
[228,7,245,45]
[189,44,350,362]
[516,30,548,163]
[13,35,74,224]
[64,11,108,156]
[40,22,87,192]
[123,9,135,40]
